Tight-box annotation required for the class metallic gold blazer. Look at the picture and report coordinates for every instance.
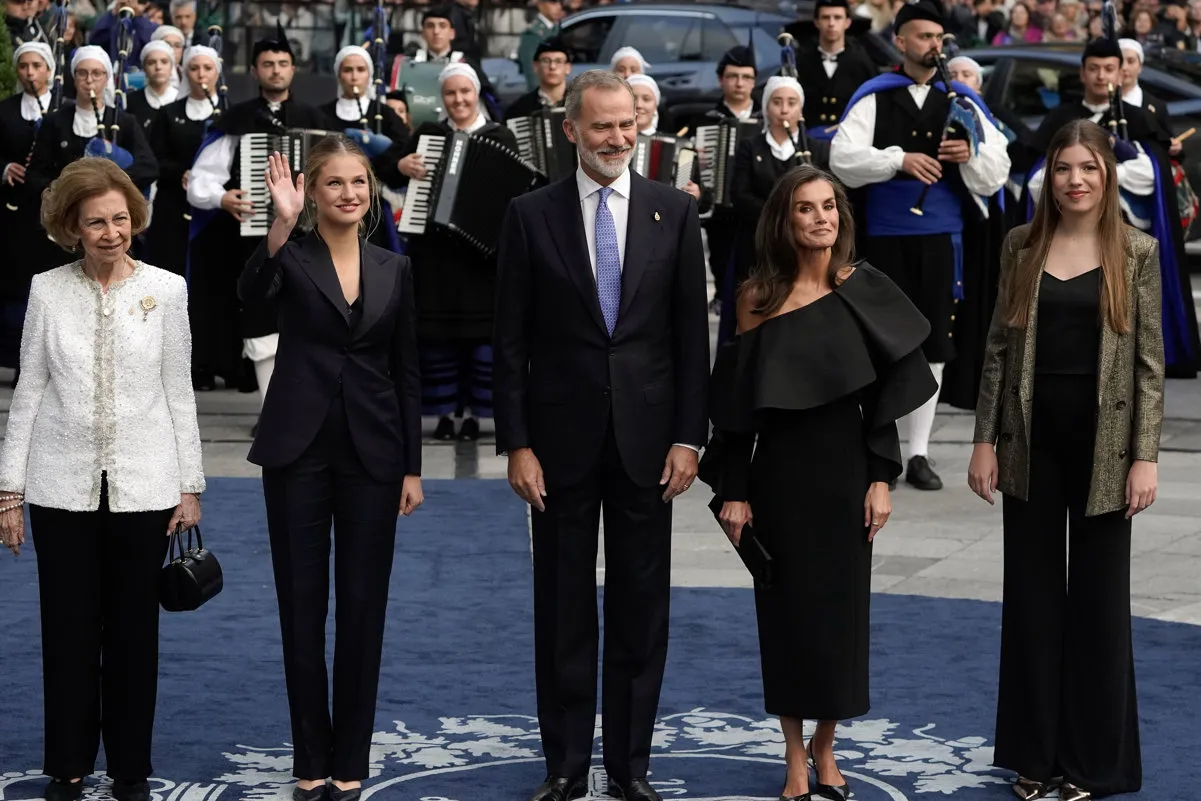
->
[973,224,1165,516]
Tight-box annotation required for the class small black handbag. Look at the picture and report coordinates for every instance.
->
[160,525,223,612]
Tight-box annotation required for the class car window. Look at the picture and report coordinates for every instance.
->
[699,18,739,62]
[614,15,697,63]
[561,15,616,64]
[1139,73,1192,104]
[1003,59,1083,116]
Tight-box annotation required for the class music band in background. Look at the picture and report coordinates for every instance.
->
[0,1,1196,800]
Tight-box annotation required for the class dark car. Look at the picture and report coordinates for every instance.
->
[484,4,793,121]
[963,44,1201,244]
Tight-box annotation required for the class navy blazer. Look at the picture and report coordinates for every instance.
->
[238,233,422,482]
[493,170,711,489]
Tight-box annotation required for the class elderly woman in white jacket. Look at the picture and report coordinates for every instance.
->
[0,158,204,801]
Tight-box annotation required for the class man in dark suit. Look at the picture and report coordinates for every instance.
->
[494,70,710,801]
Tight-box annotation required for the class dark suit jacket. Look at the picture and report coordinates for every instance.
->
[238,233,422,483]
[494,171,711,489]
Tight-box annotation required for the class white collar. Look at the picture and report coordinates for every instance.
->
[576,165,631,203]
[145,83,179,109]
[639,125,656,136]
[765,129,796,162]
[818,44,845,57]
[184,95,215,120]
[336,95,368,122]
[537,13,555,28]
[1082,98,1109,114]
[1124,84,1144,107]
[451,112,487,133]
[20,91,50,121]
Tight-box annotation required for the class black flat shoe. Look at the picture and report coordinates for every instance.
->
[1057,782,1091,801]
[192,370,216,391]
[905,455,943,491]
[529,774,586,801]
[1012,777,1050,800]
[112,781,151,801]
[458,416,480,441]
[608,777,662,801]
[44,779,84,801]
[292,784,328,801]
[433,416,456,441]
[328,785,361,801]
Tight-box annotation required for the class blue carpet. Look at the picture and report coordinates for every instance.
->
[0,478,1197,801]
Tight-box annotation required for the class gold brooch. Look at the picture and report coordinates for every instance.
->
[140,295,157,322]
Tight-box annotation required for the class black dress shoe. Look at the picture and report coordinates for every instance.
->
[529,774,586,801]
[905,455,943,491]
[192,370,217,391]
[433,416,456,441]
[293,785,328,801]
[458,416,480,441]
[44,779,84,801]
[112,781,151,801]
[608,777,663,801]
[328,785,361,801]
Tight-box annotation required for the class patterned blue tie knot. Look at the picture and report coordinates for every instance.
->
[594,186,621,336]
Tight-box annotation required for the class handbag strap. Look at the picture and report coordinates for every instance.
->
[186,524,204,552]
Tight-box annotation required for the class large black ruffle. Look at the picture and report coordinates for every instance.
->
[699,262,938,500]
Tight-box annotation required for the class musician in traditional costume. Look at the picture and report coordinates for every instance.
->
[504,36,570,122]
[397,62,520,441]
[318,44,409,253]
[151,24,186,76]
[516,0,563,90]
[88,0,157,66]
[396,4,498,122]
[5,0,47,48]
[713,45,758,121]
[1119,38,1179,152]
[798,0,877,137]
[1027,36,1199,377]
[143,44,217,276]
[628,74,706,210]
[26,45,159,200]
[124,41,179,132]
[829,0,1010,491]
[1,41,69,375]
[186,25,333,395]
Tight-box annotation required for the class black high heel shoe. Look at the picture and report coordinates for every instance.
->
[1012,776,1051,800]
[807,741,851,800]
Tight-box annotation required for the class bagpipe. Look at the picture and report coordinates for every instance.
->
[204,6,231,125]
[777,32,812,166]
[909,37,985,216]
[84,89,135,170]
[345,0,393,159]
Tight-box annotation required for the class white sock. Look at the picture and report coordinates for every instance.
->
[906,361,945,461]
[253,356,276,411]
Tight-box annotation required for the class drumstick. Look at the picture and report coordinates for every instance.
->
[1172,127,1196,144]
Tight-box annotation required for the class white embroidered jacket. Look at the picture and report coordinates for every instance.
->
[0,262,206,512]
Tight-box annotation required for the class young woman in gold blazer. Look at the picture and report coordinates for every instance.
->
[967,119,1164,801]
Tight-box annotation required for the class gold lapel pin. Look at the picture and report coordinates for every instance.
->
[654,211,661,221]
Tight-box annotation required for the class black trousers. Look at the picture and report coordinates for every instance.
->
[262,392,404,781]
[530,420,673,785]
[29,480,173,783]
[995,375,1141,796]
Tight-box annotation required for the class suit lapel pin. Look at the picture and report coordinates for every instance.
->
[756,155,763,162]
[654,211,661,222]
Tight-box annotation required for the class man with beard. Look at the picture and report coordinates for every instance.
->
[494,70,709,801]
[186,23,333,404]
[1027,37,1199,377]
[830,0,1009,491]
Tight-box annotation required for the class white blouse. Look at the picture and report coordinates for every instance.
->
[0,262,205,512]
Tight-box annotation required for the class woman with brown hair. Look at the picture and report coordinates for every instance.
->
[702,165,936,800]
[968,119,1163,801]
[0,158,204,801]
[239,135,423,801]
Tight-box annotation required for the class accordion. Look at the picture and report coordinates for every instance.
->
[506,106,576,181]
[397,130,542,256]
[238,130,331,237]
[631,134,696,191]
[696,118,760,207]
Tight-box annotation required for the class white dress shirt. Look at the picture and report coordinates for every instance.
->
[576,165,630,277]
[1025,100,1157,207]
[829,85,1011,198]
[188,102,284,209]
[818,46,844,79]
[0,262,205,511]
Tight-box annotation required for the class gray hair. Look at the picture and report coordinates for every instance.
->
[564,69,635,123]
[170,0,195,12]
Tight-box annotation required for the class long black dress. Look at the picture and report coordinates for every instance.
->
[145,97,209,275]
[701,264,936,719]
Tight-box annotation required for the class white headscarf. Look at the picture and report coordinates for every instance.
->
[334,45,376,100]
[610,46,649,72]
[72,45,116,107]
[13,42,54,82]
[626,74,660,134]
[1118,38,1144,63]
[438,62,480,92]
[762,75,804,119]
[140,39,176,66]
[181,44,219,74]
[152,25,185,45]
[947,55,982,78]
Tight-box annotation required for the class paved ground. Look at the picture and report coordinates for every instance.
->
[3,284,1200,627]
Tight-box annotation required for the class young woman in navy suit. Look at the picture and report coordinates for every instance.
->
[238,136,423,801]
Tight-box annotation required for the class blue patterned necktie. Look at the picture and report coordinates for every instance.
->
[594,186,621,336]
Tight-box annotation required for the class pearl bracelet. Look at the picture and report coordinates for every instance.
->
[0,501,24,513]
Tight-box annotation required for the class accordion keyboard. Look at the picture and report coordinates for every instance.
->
[397,134,447,235]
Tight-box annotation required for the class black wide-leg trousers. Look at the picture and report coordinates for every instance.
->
[262,392,404,781]
[530,421,673,785]
[995,375,1141,796]
[30,479,173,783]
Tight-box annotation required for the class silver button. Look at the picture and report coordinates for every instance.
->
[102,307,112,317]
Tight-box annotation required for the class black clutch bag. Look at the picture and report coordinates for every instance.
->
[160,525,223,612]
[707,495,774,589]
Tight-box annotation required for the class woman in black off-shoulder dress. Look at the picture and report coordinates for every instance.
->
[700,165,937,801]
